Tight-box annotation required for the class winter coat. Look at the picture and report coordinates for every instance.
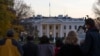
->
[22,41,38,56]
[38,44,54,56]
[0,38,23,56]
[81,28,100,56]
[57,44,83,56]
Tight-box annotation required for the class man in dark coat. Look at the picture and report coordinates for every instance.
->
[22,36,38,56]
[81,18,100,56]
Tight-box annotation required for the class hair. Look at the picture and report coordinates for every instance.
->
[26,35,34,41]
[39,35,50,44]
[6,29,14,37]
[64,31,78,45]
[85,18,96,28]
[56,38,63,47]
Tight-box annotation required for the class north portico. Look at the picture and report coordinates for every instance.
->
[38,18,64,38]
[39,24,62,38]
[21,15,85,38]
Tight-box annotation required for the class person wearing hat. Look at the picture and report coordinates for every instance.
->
[22,35,38,56]
[81,18,100,56]
[0,29,23,56]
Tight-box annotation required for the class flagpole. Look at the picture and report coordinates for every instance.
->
[49,2,51,17]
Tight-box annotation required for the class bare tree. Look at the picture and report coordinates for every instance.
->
[93,0,100,17]
[93,0,100,30]
[14,0,34,19]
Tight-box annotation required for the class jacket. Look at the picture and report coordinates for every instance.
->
[22,41,38,56]
[0,38,23,56]
[81,28,100,56]
[54,47,61,56]
[57,44,83,56]
[38,44,54,56]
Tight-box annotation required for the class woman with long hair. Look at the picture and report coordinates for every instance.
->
[57,31,83,56]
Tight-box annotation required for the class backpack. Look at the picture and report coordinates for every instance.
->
[0,39,21,56]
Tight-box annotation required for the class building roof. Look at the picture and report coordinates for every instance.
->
[21,15,85,24]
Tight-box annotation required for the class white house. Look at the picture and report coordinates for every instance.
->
[21,15,85,38]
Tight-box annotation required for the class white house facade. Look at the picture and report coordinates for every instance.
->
[21,15,85,38]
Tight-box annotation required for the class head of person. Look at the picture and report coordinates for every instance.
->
[40,35,50,44]
[64,31,78,45]
[56,38,63,47]
[85,18,96,29]
[26,35,34,42]
[6,29,14,38]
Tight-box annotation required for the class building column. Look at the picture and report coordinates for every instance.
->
[40,24,43,37]
[47,24,49,37]
[53,24,56,43]
[53,24,56,38]
[60,24,63,37]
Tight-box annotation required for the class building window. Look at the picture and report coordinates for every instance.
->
[56,25,58,30]
[64,33,66,37]
[64,25,66,29]
[69,25,71,29]
[43,25,45,30]
[35,26,37,30]
[56,33,58,37]
[43,32,45,35]
[50,32,52,35]
[75,25,77,30]
[49,32,53,37]
[50,25,52,30]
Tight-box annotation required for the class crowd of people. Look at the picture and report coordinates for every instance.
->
[0,18,100,56]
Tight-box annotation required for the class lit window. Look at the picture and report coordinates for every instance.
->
[49,32,53,37]
[50,32,52,35]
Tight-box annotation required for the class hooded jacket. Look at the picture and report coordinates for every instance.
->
[0,38,23,56]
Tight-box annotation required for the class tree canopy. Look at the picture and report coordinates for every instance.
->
[14,0,34,19]
[0,0,34,39]
[0,0,16,37]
